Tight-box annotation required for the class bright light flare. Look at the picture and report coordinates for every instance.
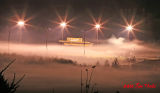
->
[54,10,75,31]
[126,25,133,31]
[119,14,144,39]
[60,22,67,28]
[95,24,101,29]
[17,21,25,26]
[86,12,108,32]
[9,9,34,29]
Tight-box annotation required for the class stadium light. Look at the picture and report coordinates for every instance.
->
[60,22,67,28]
[95,24,101,30]
[17,21,25,26]
[126,25,133,31]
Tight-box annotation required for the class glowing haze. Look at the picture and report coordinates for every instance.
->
[0,36,159,65]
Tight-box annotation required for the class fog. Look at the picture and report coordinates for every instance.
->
[0,36,160,65]
[1,36,160,93]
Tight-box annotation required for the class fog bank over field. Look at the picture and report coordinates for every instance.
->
[0,36,160,65]
[1,54,160,93]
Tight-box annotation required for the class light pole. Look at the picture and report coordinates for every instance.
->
[7,26,11,54]
[60,22,67,40]
[95,24,101,43]
[82,30,86,55]
[17,20,25,43]
[45,27,52,56]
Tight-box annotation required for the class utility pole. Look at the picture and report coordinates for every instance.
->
[83,31,86,55]
[8,28,11,54]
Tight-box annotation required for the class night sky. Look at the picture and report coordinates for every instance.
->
[0,0,160,43]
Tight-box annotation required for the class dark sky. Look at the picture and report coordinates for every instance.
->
[0,0,160,43]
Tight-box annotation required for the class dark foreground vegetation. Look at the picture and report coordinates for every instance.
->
[0,59,25,93]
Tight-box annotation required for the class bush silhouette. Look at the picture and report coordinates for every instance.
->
[0,59,25,93]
